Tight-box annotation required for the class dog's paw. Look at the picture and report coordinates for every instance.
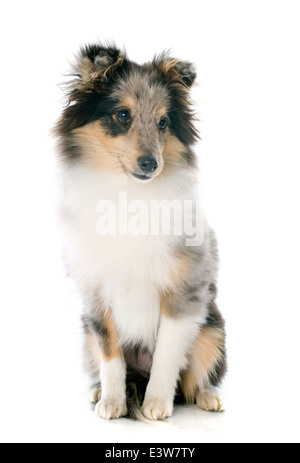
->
[196,388,224,413]
[89,386,101,405]
[142,398,173,421]
[95,398,127,420]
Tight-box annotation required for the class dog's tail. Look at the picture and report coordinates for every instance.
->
[126,368,149,421]
[126,368,186,421]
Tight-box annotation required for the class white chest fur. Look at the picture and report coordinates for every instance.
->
[59,165,198,352]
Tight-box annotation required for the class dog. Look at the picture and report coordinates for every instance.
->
[54,44,227,421]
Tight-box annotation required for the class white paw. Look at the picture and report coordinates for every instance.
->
[196,388,224,412]
[142,398,173,421]
[95,398,127,420]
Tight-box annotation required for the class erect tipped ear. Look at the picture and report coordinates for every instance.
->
[176,60,197,88]
[73,44,126,90]
[156,54,197,88]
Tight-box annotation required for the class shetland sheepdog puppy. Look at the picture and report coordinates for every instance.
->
[54,44,227,421]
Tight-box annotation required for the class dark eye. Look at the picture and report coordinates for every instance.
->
[158,119,167,131]
[117,109,131,123]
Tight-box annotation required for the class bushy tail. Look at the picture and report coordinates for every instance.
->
[125,368,185,421]
[126,368,149,421]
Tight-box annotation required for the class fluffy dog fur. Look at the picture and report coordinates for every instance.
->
[55,44,227,421]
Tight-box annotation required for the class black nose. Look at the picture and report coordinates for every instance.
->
[138,156,159,174]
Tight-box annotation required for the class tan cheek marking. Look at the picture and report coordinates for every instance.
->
[73,121,142,174]
[72,122,124,173]
[163,135,188,163]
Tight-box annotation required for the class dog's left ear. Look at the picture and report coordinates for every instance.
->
[175,60,197,88]
[156,56,197,88]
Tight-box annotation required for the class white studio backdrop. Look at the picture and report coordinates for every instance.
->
[0,0,300,443]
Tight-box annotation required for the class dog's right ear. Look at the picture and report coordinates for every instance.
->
[56,45,126,136]
[72,44,126,92]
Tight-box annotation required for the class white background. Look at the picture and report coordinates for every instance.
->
[0,0,300,443]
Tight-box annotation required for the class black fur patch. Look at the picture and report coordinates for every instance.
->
[80,44,122,67]
[168,97,199,148]
[205,300,226,330]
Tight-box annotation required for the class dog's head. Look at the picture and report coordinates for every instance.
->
[56,44,199,182]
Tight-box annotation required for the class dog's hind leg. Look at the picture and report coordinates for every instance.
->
[180,302,227,412]
[196,386,224,412]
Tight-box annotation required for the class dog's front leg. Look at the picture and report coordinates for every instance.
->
[87,310,127,420]
[142,314,200,420]
[97,355,127,420]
